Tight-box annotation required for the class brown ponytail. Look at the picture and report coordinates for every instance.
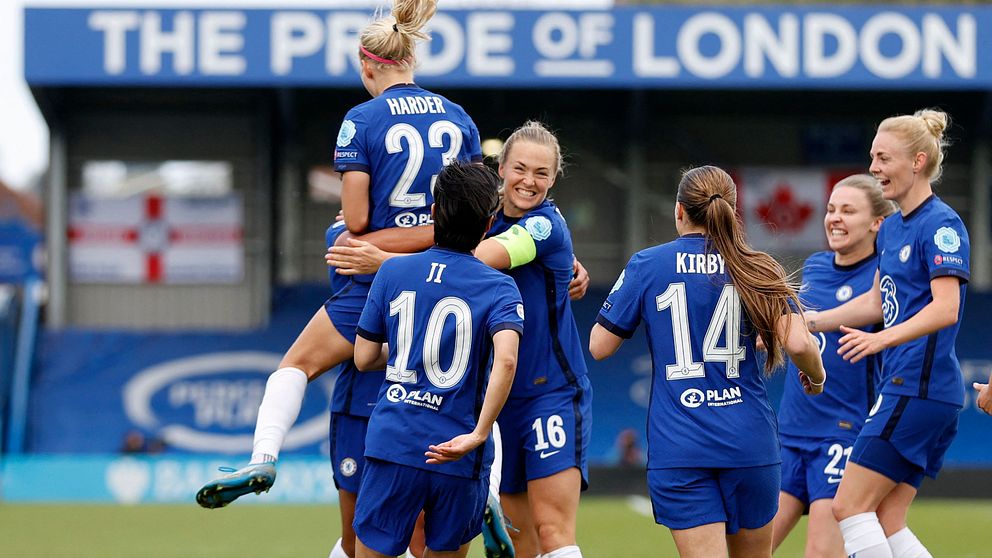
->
[677,166,802,373]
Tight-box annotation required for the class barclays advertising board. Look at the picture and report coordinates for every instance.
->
[24,6,992,89]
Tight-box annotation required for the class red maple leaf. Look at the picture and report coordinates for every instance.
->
[755,184,813,232]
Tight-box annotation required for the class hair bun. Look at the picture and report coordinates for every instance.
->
[915,108,949,139]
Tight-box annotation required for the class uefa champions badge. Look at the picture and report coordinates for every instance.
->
[337,119,357,147]
[933,227,961,253]
[880,275,899,327]
[524,215,553,241]
[899,245,912,263]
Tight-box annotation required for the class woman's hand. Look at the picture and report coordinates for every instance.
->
[425,432,486,464]
[569,259,590,301]
[799,370,825,395]
[326,238,389,275]
[837,325,889,363]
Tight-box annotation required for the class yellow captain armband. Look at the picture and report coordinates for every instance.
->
[492,224,537,269]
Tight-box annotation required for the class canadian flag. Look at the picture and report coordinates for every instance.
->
[736,168,853,254]
[68,193,244,284]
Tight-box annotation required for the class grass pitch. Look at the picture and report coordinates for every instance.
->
[1,497,988,557]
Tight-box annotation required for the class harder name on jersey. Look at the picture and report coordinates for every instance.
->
[386,96,446,116]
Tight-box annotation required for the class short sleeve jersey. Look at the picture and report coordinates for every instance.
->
[487,200,588,399]
[778,251,882,438]
[333,84,482,233]
[326,220,382,417]
[356,247,523,479]
[876,195,969,406]
[597,234,780,469]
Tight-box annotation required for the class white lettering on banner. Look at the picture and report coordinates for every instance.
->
[744,13,799,78]
[141,11,195,75]
[83,9,978,82]
[467,12,514,76]
[630,10,976,81]
[418,14,464,75]
[533,12,614,77]
[199,12,246,75]
[923,14,975,78]
[88,11,140,75]
[326,13,367,75]
[271,12,323,75]
[678,12,740,79]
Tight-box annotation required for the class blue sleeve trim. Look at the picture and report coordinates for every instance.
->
[334,163,371,173]
[490,322,524,337]
[596,314,634,339]
[930,268,970,284]
[470,155,483,163]
[355,326,385,343]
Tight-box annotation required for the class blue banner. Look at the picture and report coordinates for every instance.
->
[26,286,992,467]
[24,6,992,89]
[1,455,338,503]
[0,221,41,284]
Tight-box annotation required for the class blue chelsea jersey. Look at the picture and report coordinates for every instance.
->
[778,251,882,438]
[487,200,588,399]
[877,195,969,406]
[326,220,382,417]
[356,247,524,479]
[597,234,780,469]
[333,84,482,233]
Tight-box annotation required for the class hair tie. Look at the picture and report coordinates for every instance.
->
[360,45,399,65]
[392,23,399,32]
[709,194,722,202]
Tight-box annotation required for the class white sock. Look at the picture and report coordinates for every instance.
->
[489,422,503,499]
[328,538,351,558]
[887,527,933,558]
[542,545,582,558]
[250,367,308,462]
[404,550,416,558]
[839,513,893,558]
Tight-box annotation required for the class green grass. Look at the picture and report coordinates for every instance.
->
[1,497,988,557]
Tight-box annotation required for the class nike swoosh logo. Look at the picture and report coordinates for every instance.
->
[539,450,561,459]
[827,477,842,484]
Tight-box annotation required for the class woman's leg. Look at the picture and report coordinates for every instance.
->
[527,468,582,557]
[770,491,804,552]
[670,523,728,558]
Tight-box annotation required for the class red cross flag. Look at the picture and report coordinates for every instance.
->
[736,168,852,254]
[68,193,244,284]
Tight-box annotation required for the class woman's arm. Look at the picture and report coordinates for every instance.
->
[341,171,371,234]
[326,226,435,275]
[806,270,883,333]
[777,312,826,394]
[589,323,625,361]
[837,275,962,363]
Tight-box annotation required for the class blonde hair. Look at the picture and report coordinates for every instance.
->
[833,174,897,218]
[360,0,437,70]
[877,108,950,183]
[498,120,564,177]
[677,165,802,373]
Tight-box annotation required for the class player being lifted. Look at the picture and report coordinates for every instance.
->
[352,161,522,558]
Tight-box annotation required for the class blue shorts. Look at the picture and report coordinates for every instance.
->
[648,464,780,534]
[323,279,371,345]
[851,394,960,488]
[498,374,592,493]
[330,412,369,493]
[354,458,487,556]
[780,433,857,505]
